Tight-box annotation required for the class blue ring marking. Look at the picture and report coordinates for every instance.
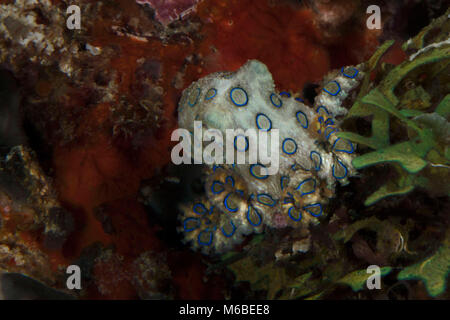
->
[213,165,224,172]
[255,113,272,131]
[205,88,217,100]
[280,176,289,190]
[249,163,269,180]
[211,181,224,194]
[295,97,304,103]
[325,127,338,140]
[187,88,201,107]
[193,203,208,215]
[280,92,291,97]
[332,158,348,180]
[323,80,341,96]
[304,203,322,217]
[234,135,249,152]
[183,217,200,232]
[247,205,262,227]
[230,87,248,107]
[318,116,324,124]
[221,220,236,238]
[325,118,335,126]
[316,105,330,116]
[225,175,235,187]
[282,138,298,155]
[288,207,302,221]
[341,66,359,79]
[295,111,309,129]
[257,193,277,207]
[197,230,213,246]
[224,193,239,212]
[236,189,244,196]
[310,151,322,171]
[296,178,316,196]
[270,93,282,108]
[332,138,354,154]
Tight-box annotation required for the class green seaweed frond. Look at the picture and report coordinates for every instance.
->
[338,11,450,205]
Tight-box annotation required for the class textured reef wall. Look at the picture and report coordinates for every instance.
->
[0,0,447,299]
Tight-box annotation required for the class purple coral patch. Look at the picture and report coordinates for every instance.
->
[136,0,201,26]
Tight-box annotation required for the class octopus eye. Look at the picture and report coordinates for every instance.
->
[288,206,302,221]
[283,196,294,204]
[303,203,323,217]
[197,229,213,246]
[222,72,234,79]
[205,88,217,100]
[282,138,298,155]
[295,111,308,129]
[255,113,272,131]
[270,93,282,108]
[310,151,322,171]
[246,205,262,227]
[332,158,348,180]
[296,178,316,196]
[332,138,354,154]
[341,66,359,79]
[187,87,201,107]
[323,81,341,96]
[230,87,248,106]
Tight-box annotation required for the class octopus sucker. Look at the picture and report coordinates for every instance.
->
[177,59,365,254]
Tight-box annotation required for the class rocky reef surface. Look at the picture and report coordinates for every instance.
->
[0,0,448,299]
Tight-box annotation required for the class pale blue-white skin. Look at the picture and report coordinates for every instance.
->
[177,60,364,254]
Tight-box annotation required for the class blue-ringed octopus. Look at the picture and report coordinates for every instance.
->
[176,60,365,255]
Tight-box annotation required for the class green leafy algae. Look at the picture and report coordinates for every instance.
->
[397,235,450,297]
[337,267,392,292]
[338,9,450,205]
